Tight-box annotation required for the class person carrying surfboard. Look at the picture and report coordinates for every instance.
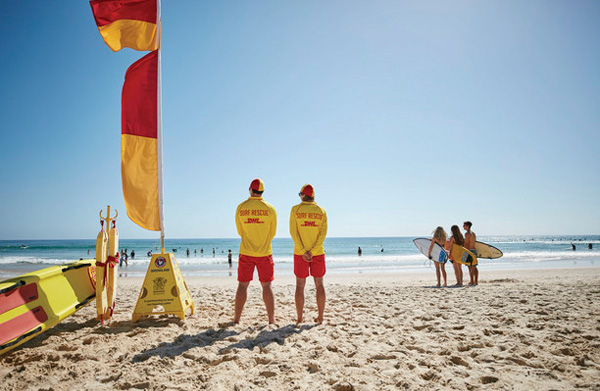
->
[289,184,328,325]
[233,179,277,324]
[428,227,448,287]
[447,225,465,286]
[463,221,478,285]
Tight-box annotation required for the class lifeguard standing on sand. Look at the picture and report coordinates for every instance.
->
[234,179,277,324]
[290,184,328,324]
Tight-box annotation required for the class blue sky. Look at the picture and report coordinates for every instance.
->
[0,1,598,240]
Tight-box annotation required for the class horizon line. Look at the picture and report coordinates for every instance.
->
[1,234,599,242]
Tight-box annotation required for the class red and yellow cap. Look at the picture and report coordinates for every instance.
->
[300,184,314,198]
[250,178,265,192]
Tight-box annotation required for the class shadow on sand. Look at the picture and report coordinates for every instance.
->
[131,323,316,362]
[218,324,316,354]
[132,327,239,362]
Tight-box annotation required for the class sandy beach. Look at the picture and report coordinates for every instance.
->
[1,267,599,391]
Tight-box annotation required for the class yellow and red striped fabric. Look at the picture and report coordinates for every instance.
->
[90,0,158,52]
[121,50,160,230]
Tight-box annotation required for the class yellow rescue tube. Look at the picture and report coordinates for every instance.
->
[104,224,119,320]
[95,229,108,323]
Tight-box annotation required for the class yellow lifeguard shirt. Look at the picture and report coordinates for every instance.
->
[289,201,328,256]
[235,197,277,257]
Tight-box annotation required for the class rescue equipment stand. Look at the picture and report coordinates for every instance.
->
[96,206,119,324]
[132,253,194,322]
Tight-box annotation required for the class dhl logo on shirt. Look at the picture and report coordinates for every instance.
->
[246,218,264,224]
[301,221,318,227]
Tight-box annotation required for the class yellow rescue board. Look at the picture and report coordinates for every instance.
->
[451,244,478,266]
[0,260,96,356]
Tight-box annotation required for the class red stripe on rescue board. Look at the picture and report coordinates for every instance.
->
[0,306,48,345]
[0,284,39,316]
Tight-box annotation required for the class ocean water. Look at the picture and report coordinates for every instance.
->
[0,236,598,280]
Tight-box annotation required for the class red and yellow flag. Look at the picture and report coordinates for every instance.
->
[121,50,160,230]
[90,0,158,52]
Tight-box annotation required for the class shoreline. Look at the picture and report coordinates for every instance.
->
[1,259,598,281]
[117,265,600,286]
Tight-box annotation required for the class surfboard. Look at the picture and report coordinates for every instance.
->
[451,244,478,266]
[474,241,503,259]
[413,238,448,264]
[0,259,96,356]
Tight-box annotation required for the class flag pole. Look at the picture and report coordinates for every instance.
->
[157,0,165,253]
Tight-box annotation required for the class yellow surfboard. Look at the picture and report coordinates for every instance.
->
[451,244,478,266]
[0,260,96,356]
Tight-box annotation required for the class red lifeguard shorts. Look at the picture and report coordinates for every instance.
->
[294,254,326,279]
[238,254,274,282]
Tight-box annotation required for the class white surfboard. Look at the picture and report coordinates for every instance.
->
[413,238,448,264]
[474,241,503,259]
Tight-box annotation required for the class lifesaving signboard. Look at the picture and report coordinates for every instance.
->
[132,253,194,322]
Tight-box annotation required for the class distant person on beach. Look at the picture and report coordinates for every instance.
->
[428,226,447,287]
[447,225,465,286]
[572,244,576,251]
[589,243,593,250]
[228,249,233,267]
[130,250,135,259]
[290,184,328,325]
[464,221,478,285]
[119,250,128,267]
[186,248,190,256]
[147,250,152,257]
[358,247,362,256]
[234,178,277,324]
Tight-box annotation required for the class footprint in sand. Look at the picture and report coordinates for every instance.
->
[56,344,78,352]
[449,356,470,368]
[480,376,499,384]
